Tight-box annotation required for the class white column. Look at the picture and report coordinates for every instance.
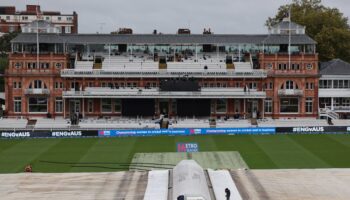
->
[216,44,219,60]
[331,97,334,110]
[238,44,241,61]
[244,99,246,119]
[63,98,65,118]
[108,44,111,66]
[195,44,198,61]
[82,99,85,118]
[262,99,265,119]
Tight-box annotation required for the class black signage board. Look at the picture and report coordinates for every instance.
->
[276,126,350,134]
[0,130,98,138]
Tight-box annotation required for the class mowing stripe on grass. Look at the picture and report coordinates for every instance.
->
[70,138,138,172]
[0,140,23,154]
[212,135,278,169]
[252,135,330,168]
[0,139,59,173]
[35,138,98,173]
[289,135,350,168]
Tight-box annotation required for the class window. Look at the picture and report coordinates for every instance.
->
[306,82,314,90]
[319,80,332,88]
[34,80,42,89]
[46,16,50,20]
[28,97,47,113]
[40,63,50,69]
[55,97,63,113]
[27,62,37,69]
[101,99,112,113]
[29,80,45,89]
[88,82,94,87]
[248,82,257,90]
[88,100,93,113]
[278,63,287,70]
[57,17,61,21]
[342,98,350,107]
[291,63,300,70]
[334,80,339,88]
[264,98,273,113]
[55,63,62,69]
[305,97,313,113]
[14,62,22,69]
[285,80,294,89]
[266,63,273,70]
[14,97,21,113]
[319,98,331,108]
[22,16,28,20]
[6,16,10,20]
[13,81,21,89]
[67,17,72,21]
[55,82,63,89]
[280,98,299,113]
[268,82,273,90]
[65,26,71,34]
[216,99,227,113]
[306,63,313,70]
[114,99,121,113]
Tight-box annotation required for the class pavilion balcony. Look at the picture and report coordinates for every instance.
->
[62,87,266,99]
[278,89,303,96]
[60,69,267,78]
[25,88,50,95]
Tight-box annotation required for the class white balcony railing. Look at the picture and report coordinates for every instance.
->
[278,89,303,96]
[25,89,50,95]
[60,69,267,78]
[62,87,266,99]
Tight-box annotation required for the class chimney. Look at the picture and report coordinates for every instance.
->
[203,28,212,34]
[26,5,40,14]
[177,28,191,34]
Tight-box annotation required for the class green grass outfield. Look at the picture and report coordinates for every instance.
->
[1,134,350,173]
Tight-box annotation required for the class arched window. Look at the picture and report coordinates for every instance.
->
[280,80,298,90]
[28,80,48,89]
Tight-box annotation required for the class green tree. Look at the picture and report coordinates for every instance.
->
[0,32,18,56]
[267,0,350,62]
[0,32,18,92]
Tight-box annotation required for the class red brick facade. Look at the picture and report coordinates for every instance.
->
[5,52,320,119]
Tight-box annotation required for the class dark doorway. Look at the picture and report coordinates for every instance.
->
[177,99,210,117]
[122,99,155,116]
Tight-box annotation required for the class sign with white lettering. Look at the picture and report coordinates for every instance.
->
[177,143,199,152]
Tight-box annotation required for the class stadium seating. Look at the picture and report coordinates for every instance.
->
[0,118,27,129]
[216,119,251,128]
[34,118,70,129]
[78,117,160,129]
[258,118,329,127]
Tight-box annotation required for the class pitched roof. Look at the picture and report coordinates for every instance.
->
[272,20,305,30]
[11,33,316,45]
[320,59,350,75]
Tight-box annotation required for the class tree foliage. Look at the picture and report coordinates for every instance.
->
[0,32,18,56]
[267,0,350,62]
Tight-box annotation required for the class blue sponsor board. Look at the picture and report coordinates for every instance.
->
[98,127,276,137]
[177,143,199,152]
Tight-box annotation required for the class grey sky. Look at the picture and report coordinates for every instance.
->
[2,0,350,34]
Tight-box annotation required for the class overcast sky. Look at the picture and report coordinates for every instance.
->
[2,0,350,34]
